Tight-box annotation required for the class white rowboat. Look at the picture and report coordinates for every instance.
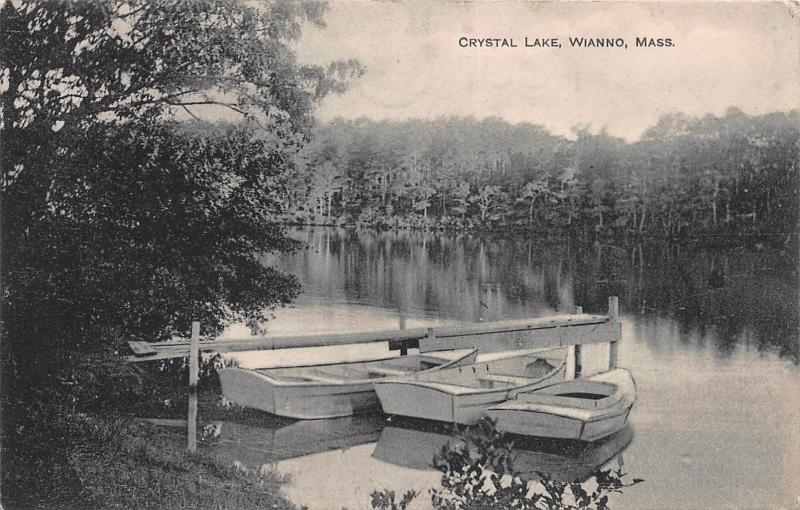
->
[486,368,636,441]
[373,349,567,425]
[218,348,477,419]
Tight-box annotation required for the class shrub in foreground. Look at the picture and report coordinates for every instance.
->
[372,418,643,510]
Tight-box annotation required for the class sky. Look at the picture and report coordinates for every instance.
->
[294,1,800,141]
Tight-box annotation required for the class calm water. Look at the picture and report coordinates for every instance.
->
[210,227,799,510]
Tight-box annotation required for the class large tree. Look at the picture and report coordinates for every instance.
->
[0,0,361,507]
[1,0,362,364]
[1,1,362,505]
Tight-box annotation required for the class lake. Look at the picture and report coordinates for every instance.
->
[210,227,799,510]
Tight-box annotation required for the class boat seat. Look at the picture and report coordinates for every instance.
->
[347,365,410,377]
[297,370,344,384]
[366,366,410,377]
[477,374,533,385]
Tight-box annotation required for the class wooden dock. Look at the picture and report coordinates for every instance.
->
[127,297,621,371]
[127,297,621,451]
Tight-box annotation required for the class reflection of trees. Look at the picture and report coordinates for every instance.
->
[268,229,798,363]
[574,240,799,363]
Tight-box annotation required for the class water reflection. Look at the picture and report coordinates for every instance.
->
[206,413,633,508]
[209,414,385,466]
[230,227,800,509]
[265,228,798,362]
[372,418,633,483]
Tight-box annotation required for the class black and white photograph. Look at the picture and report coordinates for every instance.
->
[1,1,798,509]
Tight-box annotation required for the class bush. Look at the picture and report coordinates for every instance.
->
[372,418,643,510]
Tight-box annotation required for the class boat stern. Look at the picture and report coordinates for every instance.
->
[219,368,278,415]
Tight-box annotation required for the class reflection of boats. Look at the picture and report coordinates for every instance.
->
[487,369,636,441]
[371,420,633,482]
[373,349,567,424]
[209,414,387,467]
[219,349,477,419]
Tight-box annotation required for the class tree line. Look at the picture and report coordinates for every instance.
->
[289,109,799,238]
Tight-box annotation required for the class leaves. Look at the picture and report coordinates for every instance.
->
[370,489,419,510]
[422,418,644,510]
[0,0,359,372]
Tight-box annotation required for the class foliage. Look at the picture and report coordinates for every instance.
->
[0,0,361,506]
[291,111,799,239]
[3,402,299,509]
[372,419,643,510]
[1,0,362,358]
[370,488,420,510]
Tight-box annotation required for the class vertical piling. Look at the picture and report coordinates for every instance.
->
[608,296,620,369]
[567,306,583,379]
[424,327,436,356]
[399,316,408,355]
[187,321,199,452]
[573,344,583,379]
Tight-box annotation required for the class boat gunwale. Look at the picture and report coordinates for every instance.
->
[488,369,637,425]
[374,356,568,397]
[528,379,617,396]
[489,400,634,424]
[233,348,479,388]
[513,381,623,409]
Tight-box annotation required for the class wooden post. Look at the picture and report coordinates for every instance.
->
[187,321,199,452]
[426,327,436,349]
[608,296,619,369]
[399,316,408,355]
[565,306,583,379]
[566,346,575,380]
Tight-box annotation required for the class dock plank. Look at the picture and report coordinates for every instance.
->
[126,313,611,362]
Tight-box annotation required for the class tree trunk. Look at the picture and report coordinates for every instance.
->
[568,196,574,226]
[712,179,719,225]
[639,205,646,233]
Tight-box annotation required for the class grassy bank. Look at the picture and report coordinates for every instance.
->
[75,416,295,509]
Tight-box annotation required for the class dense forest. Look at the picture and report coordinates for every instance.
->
[287,108,799,238]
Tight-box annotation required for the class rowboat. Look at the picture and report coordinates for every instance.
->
[373,349,567,425]
[486,368,636,442]
[218,348,478,419]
